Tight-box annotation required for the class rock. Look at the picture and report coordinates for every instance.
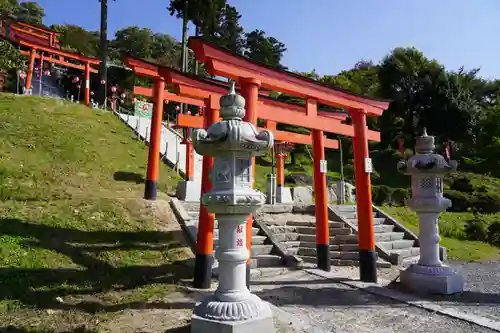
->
[292,186,314,204]
[328,185,337,203]
[285,173,313,186]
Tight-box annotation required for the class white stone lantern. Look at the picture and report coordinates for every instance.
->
[397,128,463,295]
[190,82,275,332]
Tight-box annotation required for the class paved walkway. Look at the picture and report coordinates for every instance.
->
[248,268,500,333]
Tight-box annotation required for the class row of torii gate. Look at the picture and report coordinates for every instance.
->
[1,18,392,286]
[124,37,391,288]
[0,17,99,104]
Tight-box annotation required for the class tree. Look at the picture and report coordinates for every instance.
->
[243,29,287,69]
[0,0,20,17]
[50,24,100,57]
[209,4,244,54]
[168,0,226,37]
[112,26,155,59]
[151,33,182,69]
[18,1,44,24]
[0,39,23,72]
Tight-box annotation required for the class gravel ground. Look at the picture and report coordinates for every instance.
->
[251,268,498,333]
[351,259,500,323]
[401,260,500,322]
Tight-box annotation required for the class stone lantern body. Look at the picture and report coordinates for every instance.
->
[190,82,275,332]
[397,129,463,295]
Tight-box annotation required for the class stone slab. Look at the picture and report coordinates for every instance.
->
[276,186,293,204]
[176,180,201,202]
[400,267,464,295]
[191,308,275,333]
[291,186,313,204]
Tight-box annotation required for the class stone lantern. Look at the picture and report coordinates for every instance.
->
[190,82,275,332]
[397,128,463,295]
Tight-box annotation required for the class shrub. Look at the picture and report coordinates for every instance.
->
[464,214,489,241]
[343,164,354,180]
[450,175,474,193]
[443,190,473,212]
[391,188,409,206]
[372,185,394,206]
[487,221,500,247]
[471,192,500,213]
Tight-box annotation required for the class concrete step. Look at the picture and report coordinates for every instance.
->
[297,248,366,260]
[286,243,359,254]
[286,220,345,228]
[295,226,352,236]
[401,255,420,267]
[373,224,395,233]
[299,234,358,244]
[331,205,357,212]
[300,255,391,268]
[251,244,274,256]
[250,254,283,268]
[344,217,386,225]
[281,240,301,249]
[390,247,420,259]
[273,233,300,242]
[374,232,406,242]
[214,235,266,246]
[336,212,378,219]
[256,213,316,225]
[378,239,416,250]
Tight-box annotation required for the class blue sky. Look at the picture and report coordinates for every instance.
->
[34,0,500,79]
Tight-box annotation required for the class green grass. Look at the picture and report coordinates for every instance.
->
[0,94,193,331]
[381,205,500,261]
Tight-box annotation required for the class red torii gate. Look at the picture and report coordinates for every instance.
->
[123,56,210,201]
[161,69,349,203]
[18,39,99,106]
[187,37,390,285]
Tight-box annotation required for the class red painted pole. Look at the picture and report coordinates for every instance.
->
[351,109,377,283]
[25,49,36,90]
[312,128,331,271]
[240,78,260,286]
[144,77,165,200]
[193,96,219,289]
[276,145,285,188]
[84,62,90,107]
[185,132,195,181]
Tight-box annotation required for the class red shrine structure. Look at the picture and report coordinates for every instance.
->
[0,17,100,106]
[123,37,390,288]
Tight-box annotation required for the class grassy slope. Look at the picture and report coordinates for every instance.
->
[382,206,500,261]
[0,95,193,331]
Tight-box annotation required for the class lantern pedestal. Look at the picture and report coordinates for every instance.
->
[400,263,464,295]
[397,129,463,295]
[176,180,201,202]
[276,186,293,204]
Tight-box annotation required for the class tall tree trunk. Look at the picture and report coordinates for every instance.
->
[99,0,108,108]
[179,0,188,115]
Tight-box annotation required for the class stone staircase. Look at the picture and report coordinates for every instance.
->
[329,205,421,266]
[254,205,392,267]
[180,202,283,269]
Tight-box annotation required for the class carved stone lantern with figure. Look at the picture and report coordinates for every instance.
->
[397,128,463,295]
[190,82,275,332]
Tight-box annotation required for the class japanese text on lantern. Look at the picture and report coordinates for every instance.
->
[236,224,244,247]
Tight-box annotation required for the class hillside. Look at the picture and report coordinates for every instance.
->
[0,95,194,331]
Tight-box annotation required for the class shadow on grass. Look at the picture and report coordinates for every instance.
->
[0,218,193,311]
[113,171,145,184]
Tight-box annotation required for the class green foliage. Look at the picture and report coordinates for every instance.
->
[244,29,287,69]
[0,40,23,72]
[371,185,394,206]
[444,190,473,212]
[488,222,500,247]
[464,214,489,242]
